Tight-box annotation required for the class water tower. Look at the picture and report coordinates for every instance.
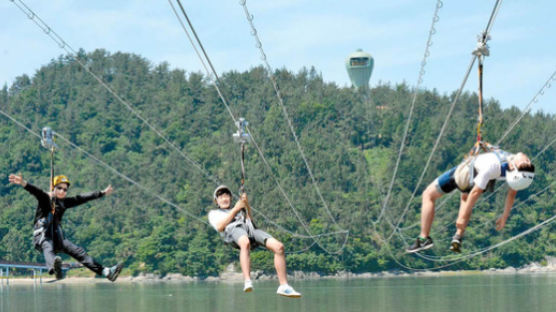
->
[345,49,374,88]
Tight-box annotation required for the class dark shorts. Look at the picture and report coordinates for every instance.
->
[434,166,459,194]
[229,226,273,249]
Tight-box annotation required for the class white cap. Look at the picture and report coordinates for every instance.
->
[213,185,232,200]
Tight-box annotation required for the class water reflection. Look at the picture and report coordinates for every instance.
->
[1,274,554,312]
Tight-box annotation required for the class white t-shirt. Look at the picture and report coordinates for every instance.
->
[472,152,506,190]
[208,208,247,231]
[208,209,228,231]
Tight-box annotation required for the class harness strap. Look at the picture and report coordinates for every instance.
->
[468,149,510,186]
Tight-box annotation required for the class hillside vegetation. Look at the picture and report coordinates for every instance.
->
[1,50,554,276]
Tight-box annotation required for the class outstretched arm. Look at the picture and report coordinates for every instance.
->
[496,188,517,231]
[64,185,113,208]
[9,173,50,202]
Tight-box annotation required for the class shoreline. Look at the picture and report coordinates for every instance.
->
[2,262,555,285]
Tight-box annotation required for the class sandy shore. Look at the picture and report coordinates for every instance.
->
[2,261,555,285]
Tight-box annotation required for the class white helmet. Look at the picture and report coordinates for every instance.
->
[506,168,535,191]
[213,185,232,200]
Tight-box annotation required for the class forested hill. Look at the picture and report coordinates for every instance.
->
[1,50,554,276]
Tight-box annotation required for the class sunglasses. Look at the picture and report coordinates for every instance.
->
[56,186,68,192]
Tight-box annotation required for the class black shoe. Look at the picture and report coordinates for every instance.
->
[450,235,463,253]
[53,256,64,280]
[106,262,123,282]
[406,237,434,253]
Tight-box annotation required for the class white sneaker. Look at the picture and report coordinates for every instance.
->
[276,284,301,298]
[243,280,253,292]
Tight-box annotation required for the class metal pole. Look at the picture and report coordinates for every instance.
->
[471,32,490,156]
[50,148,55,214]
[41,127,57,214]
[240,143,246,194]
[233,118,251,194]
[477,57,484,145]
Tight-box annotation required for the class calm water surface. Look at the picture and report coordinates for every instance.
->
[1,274,554,312]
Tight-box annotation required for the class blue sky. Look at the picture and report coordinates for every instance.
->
[1,0,555,114]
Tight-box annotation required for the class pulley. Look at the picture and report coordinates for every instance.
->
[233,118,250,194]
[233,118,251,144]
[41,127,57,151]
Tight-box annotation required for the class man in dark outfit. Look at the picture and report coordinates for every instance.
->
[8,173,123,281]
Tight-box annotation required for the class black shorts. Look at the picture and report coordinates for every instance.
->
[434,166,459,194]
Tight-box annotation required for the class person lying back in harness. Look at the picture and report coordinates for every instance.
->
[8,173,123,281]
[406,150,535,254]
[208,185,301,298]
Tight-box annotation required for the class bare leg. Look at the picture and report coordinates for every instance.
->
[420,183,444,238]
[455,193,471,236]
[265,238,287,285]
[237,236,251,281]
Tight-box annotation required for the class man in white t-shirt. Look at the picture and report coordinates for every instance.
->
[406,151,535,253]
[208,185,301,297]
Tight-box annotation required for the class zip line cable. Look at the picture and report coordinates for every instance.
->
[383,212,556,271]
[383,0,504,241]
[239,0,342,226]
[0,108,208,224]
[169,0,349,254]
[9,0,221,187]
[374,0,444,225]
[245,126,350,243]
[484,0,503,35]
[1,107,346,244]
[167,0,237,123]
[8,0,343,245]
[399,193,457,231]
[381,56,477,237]
[0,110,42,140]
[496,69,556,145]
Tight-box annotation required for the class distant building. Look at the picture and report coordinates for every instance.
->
[345,49,374,88]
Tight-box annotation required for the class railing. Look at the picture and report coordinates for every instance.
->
[0,260,82,285]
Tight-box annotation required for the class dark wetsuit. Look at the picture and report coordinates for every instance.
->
[24,182,105,275]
